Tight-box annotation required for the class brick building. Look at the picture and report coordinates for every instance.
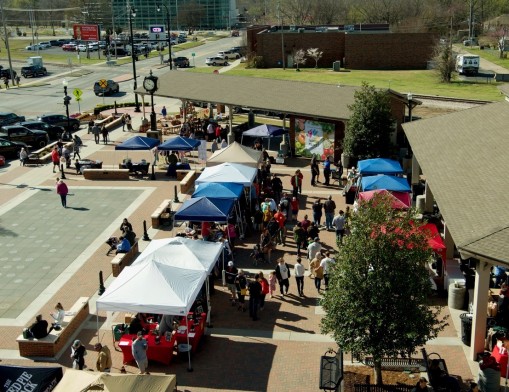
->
[247,25,437,70]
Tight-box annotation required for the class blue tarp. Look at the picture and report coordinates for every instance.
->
[242,124,285,138]
[357,158,403,175]
[192,182,244,199]
[115,136,160,150]
[174,197,235,222]
[361,175,411,192]
[158,136,201,151]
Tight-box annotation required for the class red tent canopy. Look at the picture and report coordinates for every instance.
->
[358,189,411,209]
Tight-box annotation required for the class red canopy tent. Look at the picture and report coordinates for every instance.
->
[358,189,411,210]
[419,223,447,274]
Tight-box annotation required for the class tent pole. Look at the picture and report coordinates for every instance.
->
[186,317,193,371]
[205,278,211,327]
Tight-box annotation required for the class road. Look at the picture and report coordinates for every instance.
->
[0,37,241,119]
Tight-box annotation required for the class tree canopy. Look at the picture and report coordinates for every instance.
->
[342,82,394,160]
[320,194,447,384]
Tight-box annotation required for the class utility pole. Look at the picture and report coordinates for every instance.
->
[1,2,15,82]
[277,1,285,70]
[469,0,474,40]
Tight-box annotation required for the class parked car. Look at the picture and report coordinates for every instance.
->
[104,47,131,56]
[18,120,65,140]
[49,40,61,47]
[93,79,120,96]
[173,56,190,68]
[62,43,77,51]
[206,56,228,66]
[217,50,241,60]
[37,114,80,132]
[38,41,51,49]
[177,36,187,43]
[88,42,99,51]
[0,68,17,80]
[0,125,49,148]
[0,112,26,127]
[58,39,71,45]
[21,65,48,78]
[76,44,88,52]
[0,137,27,159]
[463,38,478,46]
[25,44,42,51]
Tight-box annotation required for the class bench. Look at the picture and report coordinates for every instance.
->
[151,199,173,229]
[362,356,425,370]
[83,168,130,180]
[111,241,139,277]
[180,170,197,195]
[176,169,192,181]
[17,297,89,358]
[354,384,414,392]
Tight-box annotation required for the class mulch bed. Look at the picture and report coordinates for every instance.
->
[344,365,419,390]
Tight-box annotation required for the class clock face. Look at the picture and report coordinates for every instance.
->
[144,77,156,91]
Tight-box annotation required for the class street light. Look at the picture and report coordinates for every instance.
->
[128,5,141,112]
[156,3,173,70]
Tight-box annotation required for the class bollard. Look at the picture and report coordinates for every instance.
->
[60,164,66,179]
[151,165,156,180]
[174,185,180,203]
[99,271,105,295]
[143,220,150,241]
[114,101,118,115]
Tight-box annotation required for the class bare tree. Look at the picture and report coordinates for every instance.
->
[293,48,306,71]
[432,41,455,83]
[280,0,313,24]
[306,48,323,68]
[494,27,508,58]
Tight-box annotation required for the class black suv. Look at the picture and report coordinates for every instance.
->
[18,120,65,140]
[173,56,190,68]
[21,65,48,78]
[37,114,81,132]
[0,138,27,159]
[0,112,25,127]
[93,80,120,96]
[0,125,49,148]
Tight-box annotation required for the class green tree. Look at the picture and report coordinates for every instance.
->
[320,194,447,385]
[342,82,394,160]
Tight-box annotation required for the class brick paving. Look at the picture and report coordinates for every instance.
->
[0,109,477,390]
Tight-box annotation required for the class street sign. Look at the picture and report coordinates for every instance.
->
[191,53,195,57]
[75,96,82,102]
[73,88,83,99]
[98,79,108,89]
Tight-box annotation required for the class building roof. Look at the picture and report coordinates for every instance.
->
[403,100,509,263]
[136,71,358,121]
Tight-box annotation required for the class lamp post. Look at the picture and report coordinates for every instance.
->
[128,5,141,112]
[157,3,173,70]
[61,79,70,179]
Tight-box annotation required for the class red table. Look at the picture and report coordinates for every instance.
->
[175,313,206,353]
[119,332,176,365]
[492,344,509,377]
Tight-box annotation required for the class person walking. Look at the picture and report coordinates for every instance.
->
[15,75,21,87]
[290,169,303,197]
[132,331,149,374]
[310,155,320,186]
[248,274,262,321]
[19,147,28,166]
[293,221,307,257]
[161,106,167,119]
[323,155,332,186]
[51,146,60,173]
[323,195,336,231]
[312,256,324,293]
[92,123,100,144]
[72,135,82,159]
[101,125,108,144]
[258,272,269,310]
[312,198,324,227]
[275,258,291,297]
[88,119,94,134]
[307,237,322,270]
[225,261,238,305]
[235,270,247,312]
[70,339,87,370]
[268,271,277,298]
[332,210,346,245]
[320,251,334,290]
[94,343,112,372]
[295,257,305,296]
[56,178,69,208]
[121,114,126,131]
[126,114,133,132]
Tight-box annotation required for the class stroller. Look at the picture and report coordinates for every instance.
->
[250,244,266,266]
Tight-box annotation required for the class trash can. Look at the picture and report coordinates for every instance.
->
[460,313,473,346]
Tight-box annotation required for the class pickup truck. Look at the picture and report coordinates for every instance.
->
[21,65,48,78]
[0,125,49,148]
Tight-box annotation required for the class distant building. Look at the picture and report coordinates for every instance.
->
[247,24,437,70]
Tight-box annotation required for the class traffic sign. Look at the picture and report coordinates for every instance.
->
[191,53,195,57]
[98,79,108,88]
[73,88,83,99]
[75,97,82,102]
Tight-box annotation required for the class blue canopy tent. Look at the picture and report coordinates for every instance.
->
[115,136,160,150]
[158,136,201,151]
[360,175,411,193]
[174,197,235,223]
[240,124,287,151]
[357,158,404,176]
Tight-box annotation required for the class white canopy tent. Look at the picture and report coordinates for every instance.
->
[195,162,257,186]
[207,141,262,168]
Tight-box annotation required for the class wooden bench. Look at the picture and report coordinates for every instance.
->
[17,297,89,358]
[83,168,130,180]
[151,199,173,229]
[111,241,139,277]
[180,170,197,195]
[354,384,414,392]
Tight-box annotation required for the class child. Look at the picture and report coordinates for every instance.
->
[290,197,299,222]
[268,271,277,298]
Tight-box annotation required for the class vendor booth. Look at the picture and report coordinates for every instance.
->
[357,189,411,210]
[158,136,201,151]
[195,162,257,186]
[357,158,404,176]
[240,124,287,151]
[419,223,447,278]
[360,175,411,193]
[115,136,160,150]
[53,369,176,392]
[207,141,262,168]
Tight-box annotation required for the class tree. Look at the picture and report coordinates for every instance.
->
[320,194,447,385]
[306,48,323,68]
[342,82,394,160]
[293,48,306,71]
[432,41,455,82]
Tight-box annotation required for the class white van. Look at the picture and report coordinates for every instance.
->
[455,55,479,75]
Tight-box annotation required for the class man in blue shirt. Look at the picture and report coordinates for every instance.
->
[323,156,332,186]
[116,237,131,254]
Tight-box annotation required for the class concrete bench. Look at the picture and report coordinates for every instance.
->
[151,199,173,229]
[176,169,192,181]
[83,168,130,180]
[17,297,89,358]
[111,241,139,277]
[180,170,197,195]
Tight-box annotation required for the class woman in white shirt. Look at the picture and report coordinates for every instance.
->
[50,302,65,327]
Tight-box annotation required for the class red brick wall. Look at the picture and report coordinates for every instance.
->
[345,33,437,69]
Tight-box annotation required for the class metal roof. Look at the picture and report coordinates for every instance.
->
[136,71,359,121]
[403,100,509,263]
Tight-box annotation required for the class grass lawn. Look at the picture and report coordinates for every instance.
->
[464,47,509,69]
[188,63,506,101]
